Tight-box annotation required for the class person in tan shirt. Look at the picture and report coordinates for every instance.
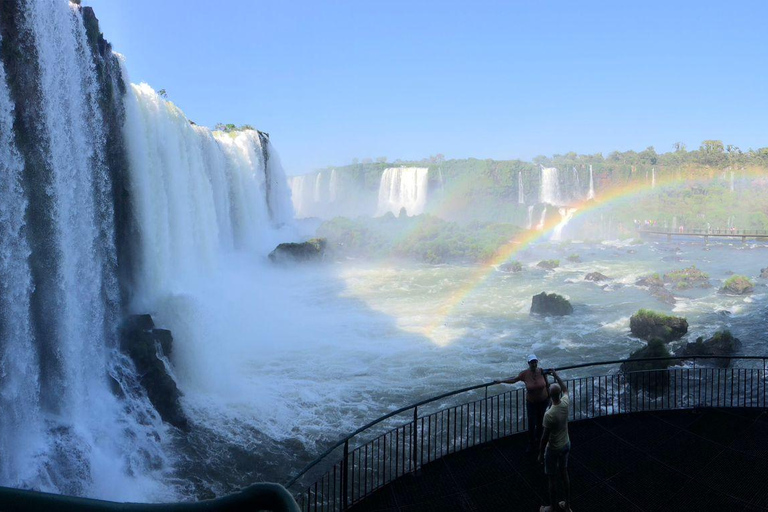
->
[495,354,550,452]
[538,370,571,512]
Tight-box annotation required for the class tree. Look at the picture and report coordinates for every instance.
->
[376,156,388,163]
[157,89,168,99]
[674,142,687,153]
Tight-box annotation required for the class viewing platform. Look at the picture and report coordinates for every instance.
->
[638,228,768,242]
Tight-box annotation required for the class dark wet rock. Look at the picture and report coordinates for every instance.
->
[636,273,676,304]
[536,259,559,270]
[567,254,581,263]
[621,339,674,392]
[636,274,664,288]
[760,267,768,278]
[675,331,741,368]
[650,287,676,305]
[725,270,735,276]
[717,310,732,317]
[585,272,610,282]
[269,238,326,263]
[499,261,523,273]
[530,292,573,316]
[630,309,688,343]
[719,275,754,295]
[120,315,188,431]
[663,266,711,290]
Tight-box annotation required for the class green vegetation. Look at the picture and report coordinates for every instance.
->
[567,254,580,262]
[214,123,256,133]
[663,266,710,290]
[316,214,521,264]
[629,309,688,342]
[720,275,754,295]
[499,260,523,272]
[537,259,560,269]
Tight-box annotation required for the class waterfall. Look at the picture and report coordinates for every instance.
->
[551,208,577,241]
[527,205,534,230]
[652,168,656,188]
[536,206,548,231]
[123,82,287,308]
[313,171,324,203]
[587,165,595,200]
[329,169,338,202]
[0,0,172,499]
[376,167,429,217]
[539,166,560,205]
[518,171,524,204]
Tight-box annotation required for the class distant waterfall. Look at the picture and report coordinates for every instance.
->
[329,169,338,202]
[313,171,324,202]
[123,82,290,308]
[527,205,534,229]
[539,166,560,205]
[376,167,429,217]
[290,169,360,219]
[587,165,595,200]
[536,206,548,231]
[518,171,524,204]
[551,208,577,241]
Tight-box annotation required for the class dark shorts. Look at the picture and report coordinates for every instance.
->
[544,442,570,475]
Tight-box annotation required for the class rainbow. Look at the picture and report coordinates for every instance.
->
[418,166,768,341]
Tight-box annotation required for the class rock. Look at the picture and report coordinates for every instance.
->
[621,339,673,391]
[629,309,688,342]
[661,255,682,262]
[760,267,768,278]
[120,315,188,431]
[268,238,326,263]
[663,266,711,290]
[585,272,610,282]
[635,274,664,288]
[636,273,676,305]
[717,310,732,317]
[567,254,581,263]
[719,275,754,295]
[530,292,573,316]
[650,287,676,305]
[499,261,523,273]
[536,259,559,270]
[674,330,741,368]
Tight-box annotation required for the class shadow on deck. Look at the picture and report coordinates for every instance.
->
[350,408,768,512]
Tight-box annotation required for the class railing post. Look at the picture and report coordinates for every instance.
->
[342,440,349,511]
[484,385,489,442]
[412,406,418,472]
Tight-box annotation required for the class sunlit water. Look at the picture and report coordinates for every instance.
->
[159,237,768,497]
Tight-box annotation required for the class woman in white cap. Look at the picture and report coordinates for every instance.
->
[495,354,550,452]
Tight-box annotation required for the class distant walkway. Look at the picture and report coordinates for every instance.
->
[351,408,768,512]
[639,228,768,242]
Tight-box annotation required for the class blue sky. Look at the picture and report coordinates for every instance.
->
[84,0,768,175]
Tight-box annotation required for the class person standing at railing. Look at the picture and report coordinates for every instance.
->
[539,369,571,512]
[494,354,549,452]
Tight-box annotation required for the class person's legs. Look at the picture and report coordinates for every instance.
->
[559,444,571,511]
[534,400,548,443]
[526,401,536,448]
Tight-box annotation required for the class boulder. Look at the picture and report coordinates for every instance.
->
[635,274,676,305]
[663,266,711,290]
[268,238,326,263]
[629,309,688,343]
[585,272,610,282]
[536,259,559,270]
[719,275,754,295]
[499,261,523,273]
[567,254,581,263]
[530,292,573,316]
[635,274,664,288]
[675,330,741,368]
[621,339,674,392]
[760,267,768,278]
[120,315,188,431]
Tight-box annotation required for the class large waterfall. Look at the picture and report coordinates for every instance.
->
[376,167,429,217]
[587,164,595,200]
[539,166,560,205]
[518,171,525,204]
[0,0,292,501]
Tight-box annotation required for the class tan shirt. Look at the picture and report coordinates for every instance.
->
[543,393,570,450]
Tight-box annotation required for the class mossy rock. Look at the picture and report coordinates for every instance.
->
[567,254,581,262]
[675,330,741,368]
[629,309,688,342]
[530,292,573,316]
[663,265,711,290]
[720,275,754,295]
[537,259,560,270]
[635,273,664,288]
[621,339,674,392]
[268,238,326,263]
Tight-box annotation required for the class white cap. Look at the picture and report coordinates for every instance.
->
[527,354,538,363]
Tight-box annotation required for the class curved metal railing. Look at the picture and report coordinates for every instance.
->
[285,355,768,511]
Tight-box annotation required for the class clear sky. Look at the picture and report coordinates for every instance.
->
[83,0,768,175]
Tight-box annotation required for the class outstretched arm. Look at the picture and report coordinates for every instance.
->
[494,371,524,385]
[549,370,567,394]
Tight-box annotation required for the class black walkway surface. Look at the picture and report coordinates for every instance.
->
[350,408,768,512]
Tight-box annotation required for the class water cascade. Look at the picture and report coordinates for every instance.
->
[587,165,595,200]
[536,206,548,231]
[527,205,534,230]
[539,166,560,205]
[518,171,524,204]
[329,169,338,202]
[376,167,429,217]
[550,208,578,241]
